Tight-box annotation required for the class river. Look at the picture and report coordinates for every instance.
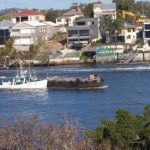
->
[0,64,150,129]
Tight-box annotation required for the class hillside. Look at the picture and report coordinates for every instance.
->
[35,33,67,61]
[34,41,63,62]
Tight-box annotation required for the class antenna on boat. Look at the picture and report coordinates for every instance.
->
[28,45,32,77]
[16,69,19,78]
[20,62,24,77]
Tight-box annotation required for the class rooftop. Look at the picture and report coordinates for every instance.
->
[57,7,83,19]
[12,10,44,17]
[12,21,47,29]
[93,2,116,10]
[45,21,58,27]
[0,20,15,29]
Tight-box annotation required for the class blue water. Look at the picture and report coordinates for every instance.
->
[0,64,150,129]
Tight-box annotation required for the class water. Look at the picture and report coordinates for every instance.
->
[0,64,150,129]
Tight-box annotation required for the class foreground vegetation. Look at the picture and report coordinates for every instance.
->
[0,105,149,150]
[87,105,150,150]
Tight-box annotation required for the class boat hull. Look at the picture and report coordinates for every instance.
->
[47,77,104,89]
[0,79,48,89]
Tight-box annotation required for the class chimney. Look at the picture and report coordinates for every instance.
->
[76,6,81,13]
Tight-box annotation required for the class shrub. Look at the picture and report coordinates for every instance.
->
[0,115,90,150]
[87,105,150,150]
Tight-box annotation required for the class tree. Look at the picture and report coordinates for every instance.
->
[113,0,135,11]
[87,105,150,149]
[82,3,93,18]
[134,1,150,18]
[100,16,122,43]
[45,10,64,22]
[0,14,11,21]
[0,38,16,62]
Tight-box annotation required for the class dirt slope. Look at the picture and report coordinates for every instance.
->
[36,40,63,57]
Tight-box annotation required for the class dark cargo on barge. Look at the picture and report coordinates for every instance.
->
[47,74,104,89]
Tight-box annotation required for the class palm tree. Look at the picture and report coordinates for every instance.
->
[100,16,122,44]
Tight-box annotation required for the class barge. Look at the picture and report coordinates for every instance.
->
[47,74,104,89]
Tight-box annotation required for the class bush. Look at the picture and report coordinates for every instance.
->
[87,105,150,150]
[0,105,149,149]
[0,115,90,150]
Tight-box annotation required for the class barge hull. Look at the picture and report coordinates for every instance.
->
[47,75,103,89]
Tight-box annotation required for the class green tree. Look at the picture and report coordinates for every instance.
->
[134,1,150,18]
[87,105,150,149]
[100,16,122,43]
[0,38,16,61]
[113,0,135,11]
[45,10,61,22]
[82,3,93,18]
[0,14,11,21]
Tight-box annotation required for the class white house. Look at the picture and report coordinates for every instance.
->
[10,21,47,51]
[56,7,83,27]
[93,1,116,20]
[11,10,45,24]
[119,23,137,44]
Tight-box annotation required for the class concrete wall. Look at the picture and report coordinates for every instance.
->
[96,51,150,63]
[133,52,150,62]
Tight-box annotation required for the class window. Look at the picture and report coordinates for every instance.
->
[43,28,46,32]
[148,40,150,46]
[57,19,61,22]
[79,30,89,36]
[145,31,150,38]
[68,30,78,37]
[76,22,85,26]
[127,29,131,32]
[145,24,150,30]
[35,16,39,20]
[39,28,42,32]
[127,35,131,39]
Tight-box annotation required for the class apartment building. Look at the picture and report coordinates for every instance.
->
[67,18,100,46]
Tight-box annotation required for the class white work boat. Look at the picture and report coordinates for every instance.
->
[0,63,48,89]
[0,76,47,89]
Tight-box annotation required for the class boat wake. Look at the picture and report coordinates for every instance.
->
[53,66,150,73]
[99,85,108,89]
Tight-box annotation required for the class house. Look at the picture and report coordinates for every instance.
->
[56,7,83,27]
[67,18,100,46]
[93,1,116,20]
[119,23,137,44]
[11,10,45,24]
[0,20,15,44]
[10,21,47,51]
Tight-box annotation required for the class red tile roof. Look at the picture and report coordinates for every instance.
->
[12,10,44,17]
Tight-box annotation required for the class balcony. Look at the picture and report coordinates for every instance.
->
[11,32,34,37]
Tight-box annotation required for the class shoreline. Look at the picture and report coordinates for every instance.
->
[1,61,150,70]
